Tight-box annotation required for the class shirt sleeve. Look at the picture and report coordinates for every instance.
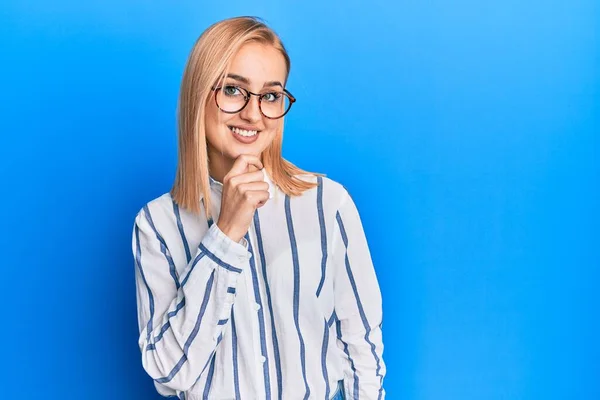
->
[132,206,251,391]
[332,189,386,399]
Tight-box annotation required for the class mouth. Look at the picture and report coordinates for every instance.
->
[228,125,261,144]
[228,125,260,137]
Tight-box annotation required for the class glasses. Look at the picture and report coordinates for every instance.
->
[211,85,296,119]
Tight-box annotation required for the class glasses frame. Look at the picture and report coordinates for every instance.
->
[210,85,296,120]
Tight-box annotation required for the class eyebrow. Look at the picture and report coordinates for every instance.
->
[226,73,283,89]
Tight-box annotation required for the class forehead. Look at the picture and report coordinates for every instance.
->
[227,42,287,85]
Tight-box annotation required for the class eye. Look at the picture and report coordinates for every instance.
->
[262,92,282,103]
[222,85,243,97]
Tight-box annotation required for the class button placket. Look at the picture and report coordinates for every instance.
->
[243,228,267,400]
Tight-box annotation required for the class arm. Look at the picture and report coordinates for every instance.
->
[332,189,386,399]
[132,205,250,391]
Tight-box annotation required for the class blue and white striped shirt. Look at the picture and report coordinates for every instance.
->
[131,173,386,399]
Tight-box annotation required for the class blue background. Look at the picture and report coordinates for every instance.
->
[1,1,598,399]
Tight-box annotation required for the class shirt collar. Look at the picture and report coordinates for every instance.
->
[208,175,223,192]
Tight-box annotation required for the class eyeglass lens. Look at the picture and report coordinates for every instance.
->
[216,85,291,118]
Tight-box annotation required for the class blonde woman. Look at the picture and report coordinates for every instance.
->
[131,16,385,400]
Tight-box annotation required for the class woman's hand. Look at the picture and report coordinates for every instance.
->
[216,154,270,243]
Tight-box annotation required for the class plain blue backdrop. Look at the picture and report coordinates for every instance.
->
[1,1,598,399]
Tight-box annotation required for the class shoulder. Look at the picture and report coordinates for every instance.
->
[293,173,351,208]
[133,192,178,227]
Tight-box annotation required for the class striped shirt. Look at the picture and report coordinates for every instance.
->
[131,173,386,400]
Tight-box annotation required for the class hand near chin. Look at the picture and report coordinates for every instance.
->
[216,154,270,243]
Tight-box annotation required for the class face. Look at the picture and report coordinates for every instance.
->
[205,42,288,172]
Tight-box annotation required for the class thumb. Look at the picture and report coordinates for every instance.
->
[247,163,261,174]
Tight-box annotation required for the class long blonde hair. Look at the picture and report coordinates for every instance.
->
[171,16,323,218]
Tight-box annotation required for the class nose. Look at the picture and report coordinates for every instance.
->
[239,94,262,123]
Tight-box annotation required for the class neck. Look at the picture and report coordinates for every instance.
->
[207,149,234,183]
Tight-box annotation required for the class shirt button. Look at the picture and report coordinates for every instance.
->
[259,355,266,363]
[254,303,261,311]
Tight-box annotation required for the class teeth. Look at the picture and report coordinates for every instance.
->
[231,126,258,137]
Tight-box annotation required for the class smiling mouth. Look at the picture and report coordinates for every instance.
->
[228,125,260,137]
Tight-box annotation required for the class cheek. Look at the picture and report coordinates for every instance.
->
[205,103,232,138]
[264,119,281,135]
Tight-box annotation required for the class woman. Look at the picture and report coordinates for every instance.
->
[132,16,385,400]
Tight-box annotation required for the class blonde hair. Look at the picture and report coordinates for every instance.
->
[170,16,323,218]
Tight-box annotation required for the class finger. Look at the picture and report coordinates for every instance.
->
[247,164,260,173]
[227,154,263,178]
[229,170,265,187]
[242,189,270,207]
[237,181,270,194]
[257,199,268,208]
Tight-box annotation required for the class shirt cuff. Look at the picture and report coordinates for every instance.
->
[200,223,252,271]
